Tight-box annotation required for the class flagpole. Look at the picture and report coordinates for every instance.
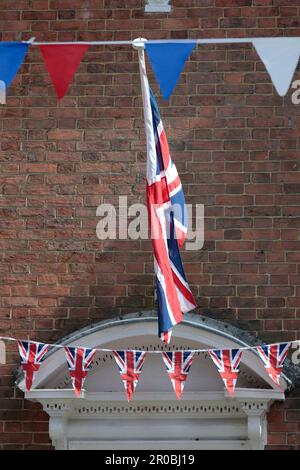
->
[133,38,157,183]
[133,37,148,125]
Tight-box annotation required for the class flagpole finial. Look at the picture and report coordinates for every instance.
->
[132,38,147,50]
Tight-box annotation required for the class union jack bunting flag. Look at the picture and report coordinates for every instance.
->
[113,350,147,402]
[162,351,195,400]
[64,346,96,397]
[139,50,196,344]
[17,340,49,392]
[209,349,243,397]
[256,343,290,387]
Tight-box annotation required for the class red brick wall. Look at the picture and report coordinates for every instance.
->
[0,0,299,449]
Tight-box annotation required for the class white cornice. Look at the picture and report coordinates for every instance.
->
[26,388,284,402]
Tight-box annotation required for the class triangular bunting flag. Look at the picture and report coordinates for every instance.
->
[145,42,196,100]
[162,351,195,399]
[256,343,290,388]
[0,42,29,104]
[17,340,49,392]
[253,38,300,96]
[113,350,147,401]
[40,44,89,99]
[64,346,96,397]
[209,349,242,397]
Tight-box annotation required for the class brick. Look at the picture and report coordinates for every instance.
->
[47,130,83,140]
[216,0,252,5]
[268,433,287,446]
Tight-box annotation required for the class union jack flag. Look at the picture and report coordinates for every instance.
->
[256,343,290,387]
[209,348,242,397]
[139,52,196,343]
[17,340,49,392]
[64,346,96,397]
[113,350,147,402]
[162,351,195,400]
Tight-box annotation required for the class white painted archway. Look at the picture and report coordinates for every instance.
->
[17,313,287,450]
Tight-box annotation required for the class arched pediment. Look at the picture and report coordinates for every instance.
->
[16,312,291,450]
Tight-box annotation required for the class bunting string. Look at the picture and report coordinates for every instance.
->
[0,334,299,354]
[0,37,298,101]
[23,38,297,46]
[0,335,296,400]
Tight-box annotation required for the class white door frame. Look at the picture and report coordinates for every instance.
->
[26,389,283,450]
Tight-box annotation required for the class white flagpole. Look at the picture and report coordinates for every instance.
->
[133,38,157,186]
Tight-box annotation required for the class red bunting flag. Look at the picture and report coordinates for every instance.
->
[18,340,49,391]
[162,351,195,400]
[64,346,96,397]
[256,343,290,388]
[209,349,242,397]
[113,350,147,402]
[40,44,89,99]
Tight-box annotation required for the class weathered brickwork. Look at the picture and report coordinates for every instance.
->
[0,0,299,449]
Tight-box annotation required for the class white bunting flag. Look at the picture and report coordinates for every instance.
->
[253,37,300,96]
